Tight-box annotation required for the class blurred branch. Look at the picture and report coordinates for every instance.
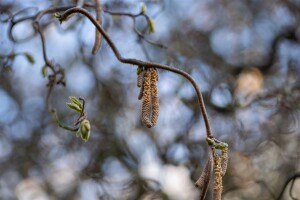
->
[91,0,102,54]
[51,109,79,132]
[103,7,166,49]
[276,172,300,200]
[7,3,166,109]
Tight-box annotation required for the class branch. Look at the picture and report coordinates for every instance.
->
[103,8,166,48]
[276,172,300,200]
[92,0,102,54]
[56,7,213,138]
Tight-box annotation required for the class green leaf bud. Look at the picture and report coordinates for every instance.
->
[206,137,215,146]
[80,119,91,142]
[148,19,155,33]
[215,142,228,150]
[24,52,35,64]
[41,66,48,77]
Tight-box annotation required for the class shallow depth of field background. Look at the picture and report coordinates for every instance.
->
[0,0,300,199]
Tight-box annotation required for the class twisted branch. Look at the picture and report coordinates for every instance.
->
[56,7,214,138]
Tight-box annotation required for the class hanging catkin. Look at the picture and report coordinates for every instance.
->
[195,151,213,189]
[213,155,223,200]
[195,148,213,200]
[150,68,159,126]
[221,148,228,176]
[141,69,152,128]
[137,70,145,88]
[139,67,159,128]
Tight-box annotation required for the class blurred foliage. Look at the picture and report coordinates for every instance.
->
[0,0,300,199]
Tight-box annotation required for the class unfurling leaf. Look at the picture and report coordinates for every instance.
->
[69,96,83,110]
[41,66,48,77]
[80,119,91,142]
[24,52,34,64]
[66,102,82,113]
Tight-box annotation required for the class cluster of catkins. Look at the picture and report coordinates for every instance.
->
[195,143,228,200]
[137,66,159,128]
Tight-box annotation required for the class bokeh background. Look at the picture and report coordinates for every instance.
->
[0,0,300,199]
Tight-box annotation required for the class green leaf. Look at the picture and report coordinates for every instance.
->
[66,102,82,113]
[41,66,48,77]
[80,119,91,142]
[24,52,35,64]
[148,19,155,33]
[69,96,82,109]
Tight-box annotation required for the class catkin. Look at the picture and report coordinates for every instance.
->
[196,148,214,200]
[221,148,228,176]
[195,152,213,189]
[137,70,145,100]
[138,83,144,100]
[139,68,160,128]
[141,69,152,128]
[137,70,145,88]
[213,155,223,200]
[150,68,159,126]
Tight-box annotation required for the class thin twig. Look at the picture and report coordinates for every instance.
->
[103,8,166,48]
